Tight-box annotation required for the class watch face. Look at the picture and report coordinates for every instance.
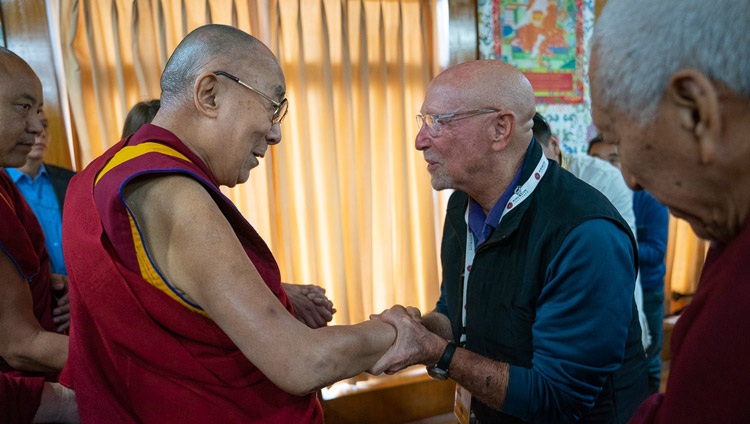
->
[427,365,449,381]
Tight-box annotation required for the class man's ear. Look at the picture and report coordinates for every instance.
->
[194,72,220,118]
[550,135,561,159]
[491,111,514,151]
[666,69,721,164]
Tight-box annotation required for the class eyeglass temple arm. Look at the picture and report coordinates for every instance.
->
[213,71,239,83]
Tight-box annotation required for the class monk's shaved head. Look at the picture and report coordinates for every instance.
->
[160,24,280,109]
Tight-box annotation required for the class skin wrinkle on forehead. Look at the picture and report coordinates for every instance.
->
[236,51,284,90]
[435,61,534,116]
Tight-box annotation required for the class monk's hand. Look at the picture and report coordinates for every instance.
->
[50,274,70,332]
[283,283,336,329]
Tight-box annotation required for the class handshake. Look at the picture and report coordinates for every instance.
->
[367,305,452,376]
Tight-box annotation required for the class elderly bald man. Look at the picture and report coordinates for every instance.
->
[590,0,750,422]
[369,60,648,423]
[61,25,396,422]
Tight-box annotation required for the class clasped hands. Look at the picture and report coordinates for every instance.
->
[368,305,448,375]
[284,283,336,329]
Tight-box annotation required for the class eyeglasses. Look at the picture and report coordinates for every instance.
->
[214,71,289,124]
[416,109,498,137]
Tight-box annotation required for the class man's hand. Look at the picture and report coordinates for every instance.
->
[283,283,336,329]
[33,382,79,423]
[368,305,446,375]
[50,274,70,333]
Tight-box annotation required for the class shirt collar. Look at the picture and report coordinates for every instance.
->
[4,167,25,183]
[468,140,535,245]
[4,164,48,183]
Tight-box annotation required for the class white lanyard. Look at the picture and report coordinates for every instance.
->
[460,154,549,344]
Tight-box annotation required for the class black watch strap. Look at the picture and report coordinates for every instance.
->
[435,341,456,372]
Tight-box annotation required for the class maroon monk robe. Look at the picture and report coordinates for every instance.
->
[60,124,323,423]
[629,218,750,423]
[0,172,55,341]
[0,172,57,422]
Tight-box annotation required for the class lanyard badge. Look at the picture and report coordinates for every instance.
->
[454,154,548,423]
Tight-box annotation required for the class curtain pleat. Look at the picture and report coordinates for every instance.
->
[666,217,709,299]
[59,0,441,325]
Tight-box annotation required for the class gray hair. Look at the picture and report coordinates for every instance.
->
[160,24,271,108]
[590,0,750,126]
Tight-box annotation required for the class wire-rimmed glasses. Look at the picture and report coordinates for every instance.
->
[416,109,498,137]
[214,71,289,124]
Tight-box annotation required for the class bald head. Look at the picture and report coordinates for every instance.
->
[0,47,44,167]
[431,60,536,130]
[160,24,280,109]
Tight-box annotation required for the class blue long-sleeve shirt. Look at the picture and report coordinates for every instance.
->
[633,190,669,292]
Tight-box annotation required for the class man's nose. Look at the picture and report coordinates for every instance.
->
[28,110,44,136]
[267,122,282,145]
[415,125,431,151]
[620,164,643,191]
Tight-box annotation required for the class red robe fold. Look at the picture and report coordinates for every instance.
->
[0,172,56,422]
[61,124,322,423]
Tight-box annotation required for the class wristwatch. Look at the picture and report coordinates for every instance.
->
[427,341,456,381]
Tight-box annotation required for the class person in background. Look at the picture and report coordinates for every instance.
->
[587,135,618,167]
[61,24,397,422]
[590,0,750,421]
[533,113,636,238]
[0,47,78,423]
[533,111,651,352]
[121,99,160,139]
[369,59,647,423]
[5,110,75,277]
[589,136,669,394]
[121,98,337,329]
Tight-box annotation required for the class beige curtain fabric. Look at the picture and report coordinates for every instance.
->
[665,216,709,298]
[58,0,442,324]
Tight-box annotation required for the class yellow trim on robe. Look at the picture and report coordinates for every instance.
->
[95,142,190,184]
[128,214,209,317]
[0,192,13,211]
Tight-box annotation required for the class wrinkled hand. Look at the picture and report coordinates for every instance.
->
[50,274,70,333]
[283,283,336,329]
[35,382,79,423]
[368,305,445,375]
[57,383,80,423]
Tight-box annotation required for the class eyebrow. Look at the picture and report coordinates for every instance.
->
[17,93,39,103]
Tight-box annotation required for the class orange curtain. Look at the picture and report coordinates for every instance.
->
[665,216,709,312]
